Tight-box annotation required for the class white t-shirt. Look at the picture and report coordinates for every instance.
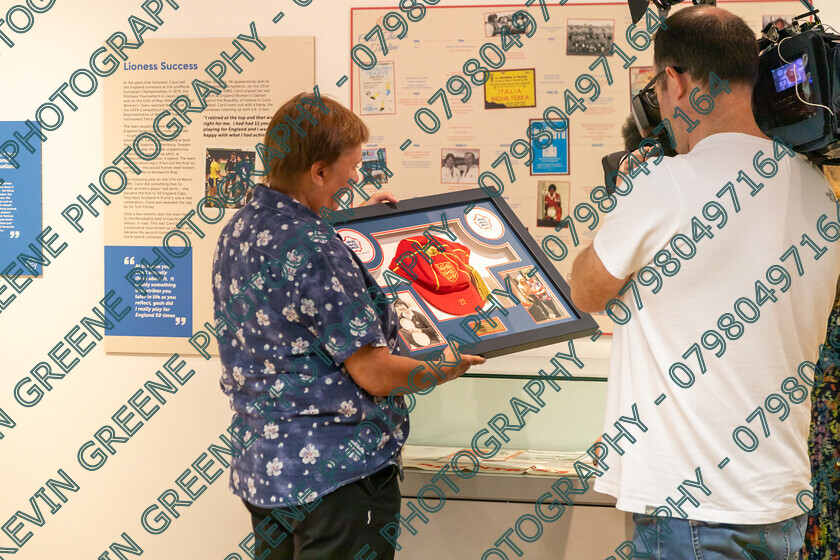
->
[441,166,462,183]
[593,133,840,524]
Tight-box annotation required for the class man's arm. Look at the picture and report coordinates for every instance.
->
[570,243,629,313]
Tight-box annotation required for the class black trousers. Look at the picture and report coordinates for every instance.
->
[243,465,401,560]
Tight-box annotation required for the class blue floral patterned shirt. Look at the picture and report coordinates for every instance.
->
[211,184,406,508]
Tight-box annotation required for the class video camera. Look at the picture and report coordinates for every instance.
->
[754,10,840,164]
[605,4,840,192]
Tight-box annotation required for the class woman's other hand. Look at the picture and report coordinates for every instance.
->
[437,345,486,383]
[360,191,399,206]
[344,343,485,397]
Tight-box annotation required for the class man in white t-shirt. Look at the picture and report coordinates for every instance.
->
[570,6,840,558]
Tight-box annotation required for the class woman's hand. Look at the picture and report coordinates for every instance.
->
[344,343,485,397]
[360,191,399,207]
[437,345,486,384]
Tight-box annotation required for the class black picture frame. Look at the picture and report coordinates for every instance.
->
[340,189,598,359]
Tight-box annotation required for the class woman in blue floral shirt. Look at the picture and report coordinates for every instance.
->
[211,92,484,559]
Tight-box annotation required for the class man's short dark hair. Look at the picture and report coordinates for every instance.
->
[654,7,758,89]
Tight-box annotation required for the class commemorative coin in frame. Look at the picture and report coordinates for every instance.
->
[338,189,598,359]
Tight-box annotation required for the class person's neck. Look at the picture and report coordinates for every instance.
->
[685,99,767,152]
[271,182,322,216]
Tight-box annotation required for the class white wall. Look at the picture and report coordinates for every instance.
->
[0,1,835,558]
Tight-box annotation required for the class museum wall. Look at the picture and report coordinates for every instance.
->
[0,1,835,558]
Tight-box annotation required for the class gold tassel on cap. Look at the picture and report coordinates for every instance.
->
[466,265,491,301]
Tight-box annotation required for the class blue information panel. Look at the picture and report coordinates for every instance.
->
[0,121,42,274]
[530,119,569,175]
[104,246,193,337]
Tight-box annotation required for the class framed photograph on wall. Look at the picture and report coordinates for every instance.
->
[338,189,598,359]
[566,18,615,56]
[536,181,570,227]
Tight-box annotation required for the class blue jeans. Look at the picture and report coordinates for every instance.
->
[628,512,807,560]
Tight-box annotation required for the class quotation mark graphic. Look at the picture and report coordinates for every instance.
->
[123,256,136,265]
[9,231,19,238]
[175,317,187,326]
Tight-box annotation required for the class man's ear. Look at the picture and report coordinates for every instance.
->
[665,67,688,100]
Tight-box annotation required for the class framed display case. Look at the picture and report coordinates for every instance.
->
[339,189,598,360]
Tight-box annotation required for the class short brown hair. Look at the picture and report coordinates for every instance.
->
[654,7,758,89]
[263,90,369,187]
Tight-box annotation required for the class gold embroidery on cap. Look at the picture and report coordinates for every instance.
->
[435,262,459,283]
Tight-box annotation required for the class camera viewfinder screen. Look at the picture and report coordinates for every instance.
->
[772,58,808,92]
[757,54,818,131]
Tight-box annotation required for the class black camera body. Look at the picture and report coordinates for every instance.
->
[622,7,840,170]
[754,14,840,164]
[608,4,840,192]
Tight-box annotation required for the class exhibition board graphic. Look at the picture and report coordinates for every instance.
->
[80,1,809,352]
[350,0,807,333]
[102,36,315,354]
[0,121,42,277]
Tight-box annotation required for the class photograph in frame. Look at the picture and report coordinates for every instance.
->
[566,19,614,57]
[484,11,529,38]
[440,148,480,184]
[537,181,570,227]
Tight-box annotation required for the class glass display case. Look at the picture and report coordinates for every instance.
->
[393,342,632,559]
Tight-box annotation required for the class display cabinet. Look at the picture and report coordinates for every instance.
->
[394,346,633,559]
